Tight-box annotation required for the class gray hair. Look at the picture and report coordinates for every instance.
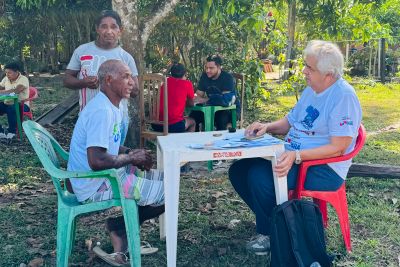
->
[303,40,344,78]
[98,59,123,87]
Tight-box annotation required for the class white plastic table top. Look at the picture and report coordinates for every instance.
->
[156,129,288,267]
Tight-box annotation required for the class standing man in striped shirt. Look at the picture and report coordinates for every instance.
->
[63,10,138,143]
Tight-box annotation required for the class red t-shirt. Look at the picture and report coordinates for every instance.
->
[159,77,194,124]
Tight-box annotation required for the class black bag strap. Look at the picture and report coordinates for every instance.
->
[300,202,333,267]
[270,204,286,267]
[283,201,308,267]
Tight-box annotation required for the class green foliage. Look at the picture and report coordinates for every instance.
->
[276,58,306,100]
[337,3,391,42]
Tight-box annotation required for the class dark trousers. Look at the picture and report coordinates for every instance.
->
[0,103,30,134]
[0,102,17,133]
[190,110,232,131]
[228,158,344,235]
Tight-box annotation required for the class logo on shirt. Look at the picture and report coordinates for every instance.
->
[301,105,320,130]
[112,123,120,143]
[339,116,353,126]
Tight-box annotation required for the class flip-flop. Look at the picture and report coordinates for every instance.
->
[93,246,129,266]
[140,241,158,255]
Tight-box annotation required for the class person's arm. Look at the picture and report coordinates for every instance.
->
[186,98,194,107]
[245,117,291,137]
[130,76,139,98]
[87,146,153,171]
[63,69,98,89]
[0,84,26,95]
[273,136,353,177]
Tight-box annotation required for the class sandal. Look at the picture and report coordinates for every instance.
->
[140,241,158,255]
[93,246,129,266]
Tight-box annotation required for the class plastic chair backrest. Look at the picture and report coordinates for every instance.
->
[139,73,168,147]
[29,86,39,99]
[22,120,73,196]
[232,73,245,128]
[296,124,366,194]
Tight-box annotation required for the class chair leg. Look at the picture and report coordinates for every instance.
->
[69,218,77,257]
[56,208,75,267]
[329,193,352,252]
[313,198,328,227]
[122,199,141,267]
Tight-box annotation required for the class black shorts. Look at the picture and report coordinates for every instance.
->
[151,119,186,133]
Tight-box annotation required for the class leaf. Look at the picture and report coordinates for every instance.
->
[212,191,226,199]
[28,258,44,267]
[391,198,398,205]
[85,239,93,251]
[227,219,241,230]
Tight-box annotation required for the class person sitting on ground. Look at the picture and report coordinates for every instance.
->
[191,54,238,131]
[229,40,362,255]
[151,63,196,133]
[67,60,165,265]
[0,62,30,140]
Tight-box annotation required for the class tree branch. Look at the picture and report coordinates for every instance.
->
[141,0,181,48]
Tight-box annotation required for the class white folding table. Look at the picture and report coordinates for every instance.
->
[156,129,288,267]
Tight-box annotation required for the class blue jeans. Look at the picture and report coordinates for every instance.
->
[228,158,344,235]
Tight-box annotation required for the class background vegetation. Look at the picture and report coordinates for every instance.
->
[1,78,400,266]
[1,0,400,266]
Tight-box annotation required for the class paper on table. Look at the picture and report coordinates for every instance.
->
[187,132,286,150]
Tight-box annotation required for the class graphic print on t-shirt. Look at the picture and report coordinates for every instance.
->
[112,123,121,143]
[301,105,320,130]
[80,54,108,78]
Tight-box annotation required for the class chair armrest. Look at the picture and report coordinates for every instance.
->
[301,154,352,168]
[53,168,123,200]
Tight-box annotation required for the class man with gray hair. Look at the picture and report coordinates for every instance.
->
[228,40,362,255]
[68,60,164,265]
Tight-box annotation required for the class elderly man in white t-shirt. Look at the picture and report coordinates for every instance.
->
[68,60,164,265]
[229,40,362,255]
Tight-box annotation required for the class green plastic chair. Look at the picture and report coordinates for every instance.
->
[22,120,141,267]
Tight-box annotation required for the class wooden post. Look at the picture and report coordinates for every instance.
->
[380,38,386,83]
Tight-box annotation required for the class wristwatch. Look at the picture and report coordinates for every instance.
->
[295,150,302,164]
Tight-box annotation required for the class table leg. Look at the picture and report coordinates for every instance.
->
[269,151,288,205]
[14,99,23,139]
[163,151,180,267]
[157,144,166,240]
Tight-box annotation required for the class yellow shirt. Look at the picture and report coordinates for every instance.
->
[0,74,30,106]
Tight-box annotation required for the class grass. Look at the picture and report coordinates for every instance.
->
[0,76,400,266]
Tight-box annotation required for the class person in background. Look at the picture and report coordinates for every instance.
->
[152,63,196,133]
[229,40,362,255]
[0,62,30,139]
[191,55,237,131]
[63,10,138,144]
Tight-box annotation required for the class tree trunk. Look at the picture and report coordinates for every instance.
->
[284,0,296,80]
[112,0,181,147]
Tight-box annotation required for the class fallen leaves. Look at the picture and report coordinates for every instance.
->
[27,258,43,267]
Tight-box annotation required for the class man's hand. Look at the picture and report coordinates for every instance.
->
[128,149,153,171]
[194,94,208,104]
[245,122,269,137]
[273,151,296,178]
[83,76,99,89]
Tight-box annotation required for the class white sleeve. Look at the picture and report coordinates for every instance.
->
[328,93,361,137]
[85,109,113,150]
[66,47,82,71]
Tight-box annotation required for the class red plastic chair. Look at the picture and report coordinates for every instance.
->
[291,124,366,252]
[20,86,38,120]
